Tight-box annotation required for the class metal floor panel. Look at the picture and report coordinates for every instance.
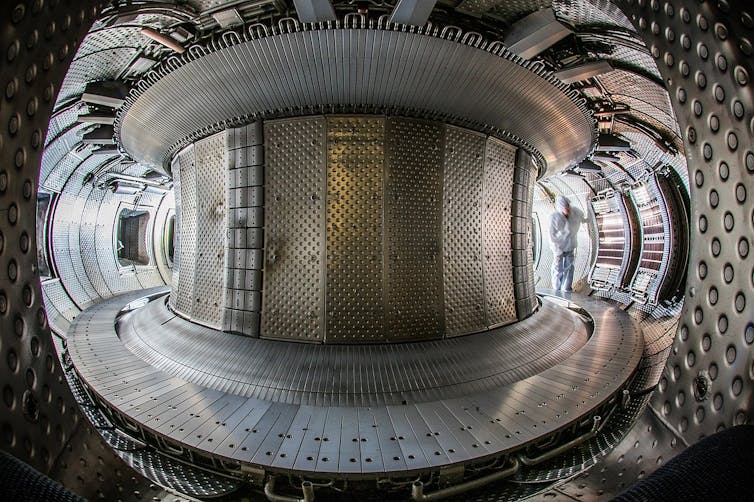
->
[66,288,642,478]
[116,296,587,407]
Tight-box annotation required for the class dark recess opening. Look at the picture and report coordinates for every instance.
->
[165,214,175,264]
[117,209,150,266]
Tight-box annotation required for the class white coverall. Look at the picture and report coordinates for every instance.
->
[549,202,585,291]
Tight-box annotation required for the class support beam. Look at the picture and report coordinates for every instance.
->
[389,0,437,26]
[82,125,115,145]
[597,134,631,152]
[292,0,336,23]
[578,159,603,172]
[77,113,116,125]
[81,81,127,109]
[504,9,572,60]
[555,61,614,84]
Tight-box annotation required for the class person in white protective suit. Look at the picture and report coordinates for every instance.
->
[549,195,586,292]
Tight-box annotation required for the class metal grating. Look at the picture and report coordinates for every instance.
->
[482,137,517,326]
[442,126,487,336]
[384,118,445,341]
[325,116,386,342]
[262,117,327,342]
[190,131,227,329]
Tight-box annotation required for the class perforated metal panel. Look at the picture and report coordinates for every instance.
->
[483,137,517,326]
[174,145,197,315]
[325,116,386,342]
[190,132,227,329]
[384,118,445,341]
[442,126,487,336]
[262,117,327,342]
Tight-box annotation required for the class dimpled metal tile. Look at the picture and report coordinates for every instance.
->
[190,132,227,329]
[384,118,445,341]
[442,126,487,337]
[175,146,197,315]
[262,117,327,341]
[169,155,181,311]
[325,116,386,342]
[483,137,517,327]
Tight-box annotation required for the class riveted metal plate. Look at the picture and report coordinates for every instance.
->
[325,116,386,342]
[175,145,197,316]
[262,117,327,342]
[224,122,264,336]
[189,132,227,329]
[442,126,487,337]
[483,137,517,326]
[384,118,445,341]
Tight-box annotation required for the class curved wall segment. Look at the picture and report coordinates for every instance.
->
[168,116,539,341]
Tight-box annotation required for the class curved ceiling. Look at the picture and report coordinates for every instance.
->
[118,27,595,174]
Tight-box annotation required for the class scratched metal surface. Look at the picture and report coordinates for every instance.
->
[67,289,642,476]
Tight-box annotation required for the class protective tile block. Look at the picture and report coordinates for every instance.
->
[190,131,228,329]
[482,137,517,326]
[261,117,327,341]
[325,116,386,342]
[442,126,487,337]
[384,118,445,341]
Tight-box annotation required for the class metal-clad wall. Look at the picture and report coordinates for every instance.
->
[170,132,228,329]
[264,116,527,341]
[442,126,487,336]
[168,155,181,311]
[191,132,227,329]
[173,146,197,315]
[512,150,538,319]
[483,138,518,327]
[326,117,386,342]
[224,123,264,336]
[261,117,328,342]
[384,118,446,341]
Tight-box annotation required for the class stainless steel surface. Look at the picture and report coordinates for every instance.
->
[117,292,590,406]
[442,126,487,336]
[67,289,642,477]
[384,118,446,341]
[483,138,518,326]
[261,117,328,342]
[504,8,573,60]
[1,0,751,500]
[224,122,264,336]
[187,131,227,329]
[117,24,595,174]
[173,146,198,315]
[326,116,386,341]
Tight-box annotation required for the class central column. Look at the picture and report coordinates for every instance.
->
[170,115,538,343]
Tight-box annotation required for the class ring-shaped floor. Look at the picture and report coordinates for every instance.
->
[67,290,642,477]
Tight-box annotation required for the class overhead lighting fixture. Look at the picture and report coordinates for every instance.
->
[388,0,437,26]
[141,27,185,53]
[555,61,614,84]
[504,9,572,60]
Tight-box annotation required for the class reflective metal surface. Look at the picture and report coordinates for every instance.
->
[67,289,642,479]
[117,24,595,174]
